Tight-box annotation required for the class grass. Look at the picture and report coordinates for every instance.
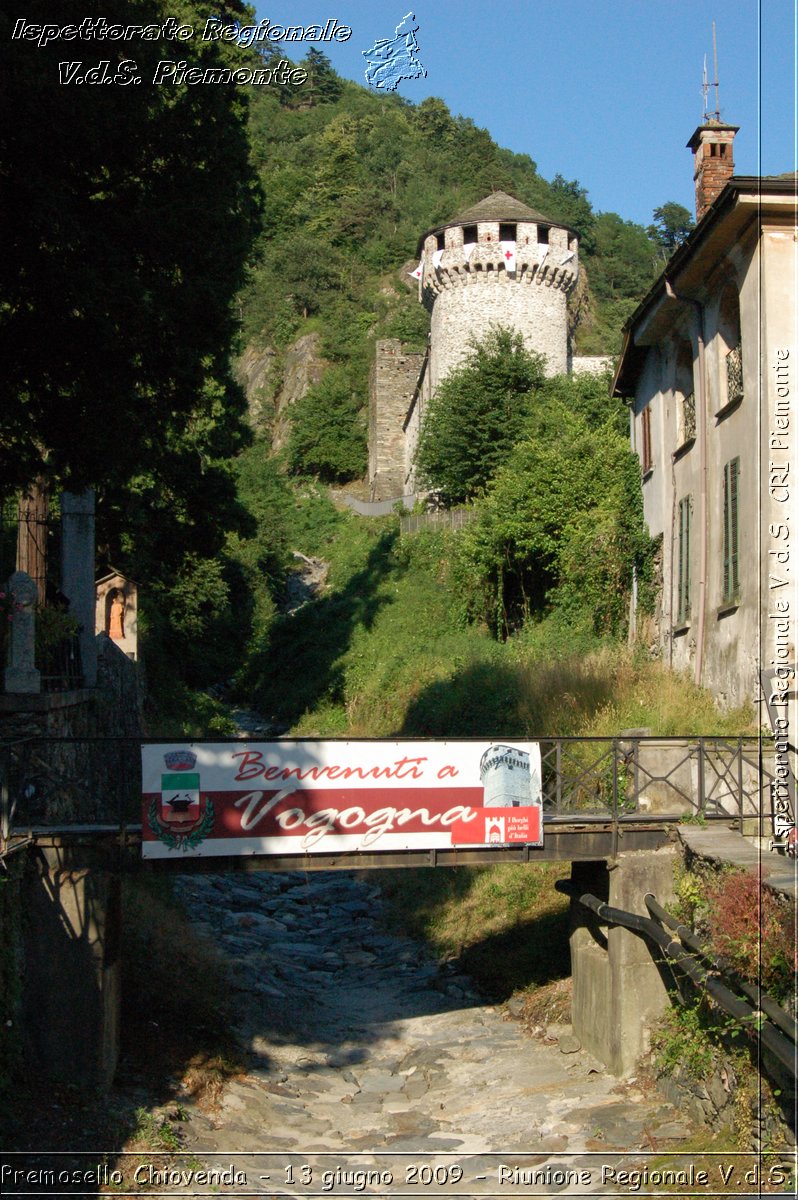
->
[375,861,571,1000]
[121,873,245,1095]
[236,497,757,741]
[633,1128,796,1196]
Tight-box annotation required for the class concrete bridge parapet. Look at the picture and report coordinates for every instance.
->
[20,843,120,1090]
[569,847,677,1075]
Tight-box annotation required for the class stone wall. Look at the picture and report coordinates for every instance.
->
[571,355,615,376]
[369,340,426,500]
[570,848,677,1075]
[426,262,573,387]
[0,635,142,1092]
[0,634,144,827]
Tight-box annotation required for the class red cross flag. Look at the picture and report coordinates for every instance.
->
[500,240,516,273]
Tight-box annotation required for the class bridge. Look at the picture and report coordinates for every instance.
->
[0,733,784,1085]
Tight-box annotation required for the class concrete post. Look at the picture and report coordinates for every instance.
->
[21,845,120,1089]
[60,489,96,686]
[3,571,40,694]
[570,848,677,1075]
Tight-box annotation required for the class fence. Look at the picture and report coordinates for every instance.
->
[0,735,782,844]
[399,507,476,534]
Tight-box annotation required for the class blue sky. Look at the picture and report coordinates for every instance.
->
[254,0,796,226]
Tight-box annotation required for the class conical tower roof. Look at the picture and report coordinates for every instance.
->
[418,190,570,253]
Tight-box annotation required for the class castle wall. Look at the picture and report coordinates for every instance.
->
[428,273,570,387]
[403,351,432,493]
[369,340,426,500]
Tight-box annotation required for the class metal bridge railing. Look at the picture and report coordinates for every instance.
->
[0,734,781,850]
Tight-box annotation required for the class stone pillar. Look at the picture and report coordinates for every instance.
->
[21,845,120,1089]
[570,847,677,1074]
[3,570,40,693]
[61,489,96,686]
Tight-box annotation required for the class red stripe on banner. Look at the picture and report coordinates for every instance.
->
[142,787,486,842]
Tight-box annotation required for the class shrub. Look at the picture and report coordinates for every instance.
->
[704,870,796,1003]
[415,327,546,504]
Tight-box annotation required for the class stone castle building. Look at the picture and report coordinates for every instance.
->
[368,191,608,501]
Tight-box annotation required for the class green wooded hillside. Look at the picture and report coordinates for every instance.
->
[240,55,662,424]
[2,27,696,735]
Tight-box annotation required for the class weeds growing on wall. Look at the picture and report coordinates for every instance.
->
[703,870,797,1005]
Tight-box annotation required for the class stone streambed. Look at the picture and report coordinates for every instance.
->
[164,869,697,1196]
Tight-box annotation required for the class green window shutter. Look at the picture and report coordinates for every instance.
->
[729,457,740,597]
[722,462,731,601]
[677,496,692,623]
[722,459,740,603]
[684,497,691,619]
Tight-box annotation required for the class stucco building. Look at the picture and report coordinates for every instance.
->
[369,191,609,501]
[613,121,797,720]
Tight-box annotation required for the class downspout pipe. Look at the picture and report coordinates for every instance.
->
[665,281,708,687]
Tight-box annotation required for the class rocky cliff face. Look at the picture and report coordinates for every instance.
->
[237,333,327,450]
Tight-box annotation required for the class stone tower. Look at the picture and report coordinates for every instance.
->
[418,190,579,388]
[369,190,583,500]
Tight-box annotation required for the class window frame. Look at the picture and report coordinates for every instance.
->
[722,457,741,605]
[676,495,692,625]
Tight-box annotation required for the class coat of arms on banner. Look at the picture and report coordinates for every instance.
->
[147,750,214,851]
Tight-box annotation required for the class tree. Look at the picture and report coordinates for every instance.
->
[287,368,367,482]
[415,328,546,504]
[0,0,259,496]
[548,175,596,252]
[648,202,695,258]
[457,386,651,637]
[589,212,658,301]
[299,48,343,106]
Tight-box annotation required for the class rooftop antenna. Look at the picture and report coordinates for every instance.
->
[711,22,721,120]
[701,24,722,123]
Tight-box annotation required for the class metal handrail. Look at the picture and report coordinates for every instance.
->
[644,893,798,1044]
[557,884,797,1077]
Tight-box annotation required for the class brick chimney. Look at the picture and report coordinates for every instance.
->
[687,122,739,221]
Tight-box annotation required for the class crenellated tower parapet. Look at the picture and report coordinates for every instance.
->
[416,191,578,387]
[368,191,585,500]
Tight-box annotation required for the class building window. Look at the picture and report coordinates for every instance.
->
[676,496,692,624]
[675,340,696,450]
[436,232,446,251]
[537,225,549,245]
[680,392,696,444]
[463,225,477,245]
[717,284,743,412]
[641,406,653,475]
[726,344,743,405]
[499,223,516,242]
[722,457,740,603]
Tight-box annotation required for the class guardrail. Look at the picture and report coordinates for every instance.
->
[0,734,781,843]
[558,882,796,1078]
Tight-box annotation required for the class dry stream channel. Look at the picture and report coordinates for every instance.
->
[157,867,701,1197]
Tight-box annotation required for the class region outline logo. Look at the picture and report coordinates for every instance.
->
[363,11,426,92]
